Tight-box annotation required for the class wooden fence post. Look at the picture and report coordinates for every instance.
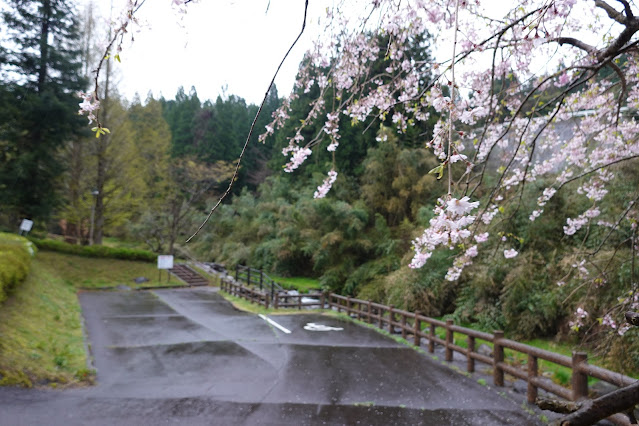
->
[247,268,251,287]
[428,323,435,353]
[357,301,362,320]
[264,293,269,309]
[388,305,395,333]
[367,301,373,324]
[401,313,407,339]
[527,353,538,404]
[320,292,325,309]
[445,319,454,362]
[378,306,384,329]
[467,335,475,373]
[413,312,421,347]
[347,296,351,315]
[572,352,588,401]
[493,330,504,387]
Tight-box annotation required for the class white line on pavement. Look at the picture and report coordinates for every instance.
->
[258,314,292,334]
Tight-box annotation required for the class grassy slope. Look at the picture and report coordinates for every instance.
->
[0,256,90,387]
[0,251,188,388]
[37,251,186,289]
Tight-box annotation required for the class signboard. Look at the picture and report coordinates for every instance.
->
[157,255,174,270]
[19,219,33,233]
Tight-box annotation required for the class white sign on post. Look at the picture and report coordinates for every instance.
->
[19,219,33,233]
[157,255,174,270]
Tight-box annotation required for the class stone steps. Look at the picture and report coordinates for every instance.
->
[170,264,209,286]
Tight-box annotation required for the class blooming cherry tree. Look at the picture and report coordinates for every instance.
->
[91,0,639,345]
[254,0,639,340]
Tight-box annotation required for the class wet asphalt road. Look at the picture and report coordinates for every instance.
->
[0,288,539,425]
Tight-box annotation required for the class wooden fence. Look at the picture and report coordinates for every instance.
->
[218,278,636,424]
[235,265,284,300]
[328,294,636,426]
[221,277,326,310]
[220,278,271,308]
[273,292,326,309]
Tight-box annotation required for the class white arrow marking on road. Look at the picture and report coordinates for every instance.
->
[303,322,344,331]
[258,314,291,334]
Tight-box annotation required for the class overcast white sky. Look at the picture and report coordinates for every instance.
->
[94,0,332,105]
[82,1,606,106]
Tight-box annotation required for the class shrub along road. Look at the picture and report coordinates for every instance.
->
[0,288,539,425]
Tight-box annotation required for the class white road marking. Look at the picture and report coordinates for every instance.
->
[258,314,292,334]
[303,322,344,331]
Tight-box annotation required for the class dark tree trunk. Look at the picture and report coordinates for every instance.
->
[38,0,51,94]
[93,53,110,245]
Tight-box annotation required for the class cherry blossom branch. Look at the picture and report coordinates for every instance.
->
[557,154,639,190]
[186,0,309,242]
[595,0,630,24]
[587,192,639,258]
[447,0,461,196]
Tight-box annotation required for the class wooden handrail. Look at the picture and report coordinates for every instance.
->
[324,292,636,424]
[223,278,636,424]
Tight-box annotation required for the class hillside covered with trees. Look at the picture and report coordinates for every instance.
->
[1,0,638,376]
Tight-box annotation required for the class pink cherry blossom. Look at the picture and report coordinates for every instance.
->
[503,249,518,259]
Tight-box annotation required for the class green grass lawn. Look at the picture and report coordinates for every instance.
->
[0,255,91,387]
[37,251,186,289]
[270,275,321,293]
[0,250,189,388]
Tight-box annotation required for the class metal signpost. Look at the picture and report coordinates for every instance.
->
[19,219,33,236]
[157,255,174,283]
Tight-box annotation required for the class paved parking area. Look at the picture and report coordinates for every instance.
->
[0,288,539,425]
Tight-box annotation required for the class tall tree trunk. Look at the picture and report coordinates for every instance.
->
[93,54,110,245]
[38,0,51,94]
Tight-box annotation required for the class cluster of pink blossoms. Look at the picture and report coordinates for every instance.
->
[314,170,338,199]
[77,92,100,124]
[410,196,481,273]
[569,307,589,331]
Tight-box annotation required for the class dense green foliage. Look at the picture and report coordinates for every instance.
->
[0,233,35,305]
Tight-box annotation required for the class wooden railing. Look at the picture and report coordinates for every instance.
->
[220,278,270,308]
[327,294,636,426]
[218,278,636,425]
[221,277,326,310]
[235,265,284,300]
[273,292,326,309]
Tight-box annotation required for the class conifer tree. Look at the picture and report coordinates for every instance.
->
[0,0,85,222]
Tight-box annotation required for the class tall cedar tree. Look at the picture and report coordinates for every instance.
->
[0,0,85,223]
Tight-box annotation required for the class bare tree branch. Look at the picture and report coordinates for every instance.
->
[595,0,628,24]
[614,0,634,20]
[536,397,582,414]
[556,37,597,53]
[546,380,639,426]
[186,0,309,243]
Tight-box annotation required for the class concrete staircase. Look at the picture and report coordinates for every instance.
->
[170,264,209,286]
